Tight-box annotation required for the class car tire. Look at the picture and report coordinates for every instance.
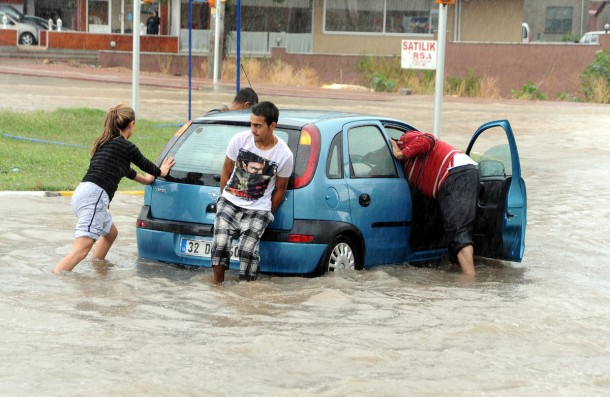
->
[315,235,361,276]
[19,32,36,46]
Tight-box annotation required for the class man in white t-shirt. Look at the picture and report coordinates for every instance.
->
[211,101,294,283]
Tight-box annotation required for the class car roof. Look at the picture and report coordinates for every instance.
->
[0,11,37,29]
[579,31,609,43]
[195,109,394,129]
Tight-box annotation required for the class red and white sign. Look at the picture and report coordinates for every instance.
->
[401,40,437,70]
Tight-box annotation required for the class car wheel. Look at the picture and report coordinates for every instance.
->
[19,32,36,46]
[316,235,361,276]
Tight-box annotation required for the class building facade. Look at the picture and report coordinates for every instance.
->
[2,0,609,54]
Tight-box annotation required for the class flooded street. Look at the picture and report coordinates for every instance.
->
[1,69,610,396]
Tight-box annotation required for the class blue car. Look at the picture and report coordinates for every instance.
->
[136,110,526,275]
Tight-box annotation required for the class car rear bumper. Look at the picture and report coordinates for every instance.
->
[135,205,354,275]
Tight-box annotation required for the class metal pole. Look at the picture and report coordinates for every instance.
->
[132,0,140,116]
[213,0,221,83]
[188,0,193,120]
[433,3,447,138]
[120,0,125,34]
[236,0,241,93]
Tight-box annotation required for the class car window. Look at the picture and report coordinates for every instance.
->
[0,13,16,25]
[172,124,242,176]
[168,123,292,185]
[0,6,24,22]
[384,126,407,141]
[347,125,397,178]
[468,126,512,177]
[326,132,342,179]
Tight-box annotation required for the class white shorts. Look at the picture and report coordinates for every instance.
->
[71,182,112,240]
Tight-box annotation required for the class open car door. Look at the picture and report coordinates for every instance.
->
[466,120,527,262]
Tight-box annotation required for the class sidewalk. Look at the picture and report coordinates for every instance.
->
[0,57,395,102]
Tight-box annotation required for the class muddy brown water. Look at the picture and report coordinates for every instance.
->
[1,69,609,396]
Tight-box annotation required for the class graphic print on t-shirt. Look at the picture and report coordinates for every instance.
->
[226,149,278,201]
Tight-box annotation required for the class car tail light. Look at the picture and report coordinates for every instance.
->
[293,124,320,189]
[288,234,314,243]
[136,219,148,228]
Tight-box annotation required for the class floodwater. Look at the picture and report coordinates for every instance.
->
[1,69,610,396]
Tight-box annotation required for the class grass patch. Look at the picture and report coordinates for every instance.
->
[0,108,178,191]
[229,58,320,87]
[580,50,610,104]
[356,56,499,98]
[511,81,547,100]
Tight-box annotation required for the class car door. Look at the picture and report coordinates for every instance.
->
[342,121,411,267]
[466,119,527,262]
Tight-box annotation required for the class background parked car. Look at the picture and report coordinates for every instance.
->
[0,11,39,45]
[579,30,609,44]
[136,110,527,276]
[0,4,25,22]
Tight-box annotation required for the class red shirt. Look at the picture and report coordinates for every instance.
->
[397,131,460,198]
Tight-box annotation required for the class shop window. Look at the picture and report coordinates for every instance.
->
[325,0,437,34]
[545,6,573,34]
[180,1,210,30]
[88,0,108,25]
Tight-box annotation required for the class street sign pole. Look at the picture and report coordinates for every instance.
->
[213,1,221,84]
[433,2,448,138]
[236,0,241,93]
[132,0,140,116]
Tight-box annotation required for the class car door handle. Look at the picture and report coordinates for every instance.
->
[359,193,371,207]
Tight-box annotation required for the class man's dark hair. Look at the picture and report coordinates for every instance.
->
[234,88,258,107]
[251,101,279,125]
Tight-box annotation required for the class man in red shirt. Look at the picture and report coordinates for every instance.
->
[391,131,480,275]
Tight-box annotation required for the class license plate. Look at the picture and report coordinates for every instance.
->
[180,238,239,259]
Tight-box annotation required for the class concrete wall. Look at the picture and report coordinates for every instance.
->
[444,41,601,97]
[272,40,609,98]
[42,31,178,52]
[459,0,524,42]
[98,36,609,100]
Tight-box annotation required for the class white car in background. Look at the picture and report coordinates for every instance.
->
[22,15,69,31]
[0,11,39,45]
[579,30,609,44]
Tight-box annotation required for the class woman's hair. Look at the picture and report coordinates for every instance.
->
[91,104,135,156]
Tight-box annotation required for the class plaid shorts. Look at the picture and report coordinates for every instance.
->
[210,197,274,280]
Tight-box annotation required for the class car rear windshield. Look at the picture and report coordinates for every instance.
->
[166,123,299,186]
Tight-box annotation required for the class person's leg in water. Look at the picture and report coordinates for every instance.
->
[457,245,475,275]
[236,209,274,281]
[53,237,95,273]
[438,165,479,276]
[210,198,239,284]
[213,265,226,284]
[54,182,112,273]
[92,224,118,260]
[53,224,115,273]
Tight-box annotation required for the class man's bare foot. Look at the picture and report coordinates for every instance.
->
[212,265,225,284]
